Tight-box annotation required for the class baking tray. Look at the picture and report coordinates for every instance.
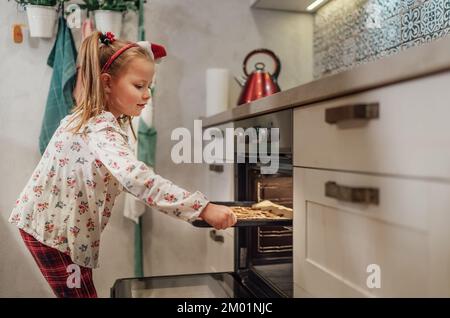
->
[191,201,293,228]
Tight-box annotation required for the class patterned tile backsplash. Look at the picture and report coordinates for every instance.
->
[314,0,450,78]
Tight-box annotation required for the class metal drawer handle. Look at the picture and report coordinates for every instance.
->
[325,103,379,124]
[209,230,224,243]
[209,164,224,173]
[325,181,379,205]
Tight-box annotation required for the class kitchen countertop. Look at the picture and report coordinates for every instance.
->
[202,36,450,128]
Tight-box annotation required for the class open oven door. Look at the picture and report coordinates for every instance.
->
[110,201,291,298]
[110,270,287,298]
[110,272,253,298]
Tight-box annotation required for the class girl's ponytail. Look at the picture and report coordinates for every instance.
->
[68,32,105,134]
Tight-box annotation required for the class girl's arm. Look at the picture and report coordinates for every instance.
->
[88,122,208,223]
[87,120,236,229]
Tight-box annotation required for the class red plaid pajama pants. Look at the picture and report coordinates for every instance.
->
[19,229,98,298]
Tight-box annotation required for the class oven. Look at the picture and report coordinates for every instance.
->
[111,109,293,298]
[233,109,293,297]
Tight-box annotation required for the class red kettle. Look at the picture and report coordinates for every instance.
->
[236,49,281,105]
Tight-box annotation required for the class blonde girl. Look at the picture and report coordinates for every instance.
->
[9,31,236,298]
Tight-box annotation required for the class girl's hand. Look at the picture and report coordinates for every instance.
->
[199,203,237,230]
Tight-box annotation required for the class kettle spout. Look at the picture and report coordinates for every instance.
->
[234,75,247,87]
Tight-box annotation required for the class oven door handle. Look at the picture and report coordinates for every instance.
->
[325,103,379,124]
[325,181,379,205]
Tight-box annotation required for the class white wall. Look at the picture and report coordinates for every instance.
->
[0,0,312,297]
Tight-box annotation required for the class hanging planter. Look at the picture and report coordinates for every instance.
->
[26,4,58,38]
[12,0,65,38]
[81,1,141,38]
[94,9,123,37]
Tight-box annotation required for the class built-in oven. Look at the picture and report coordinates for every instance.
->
[111,109,293,298]
[233,109,293,297]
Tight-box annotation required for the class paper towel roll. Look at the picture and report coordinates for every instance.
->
[206,68,229,117]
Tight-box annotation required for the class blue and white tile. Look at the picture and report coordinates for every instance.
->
[443,0,450,28]
[382,15,402,49]
[401,6,422,42]
[421,0,444,35]
[314,0,450,77]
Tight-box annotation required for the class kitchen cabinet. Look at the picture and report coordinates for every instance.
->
[204,159,234,272]
[293,167,450,297]
[293,71,450,180]
[199,35,450,297]
[292,71,450,297]
[202,122,235,273]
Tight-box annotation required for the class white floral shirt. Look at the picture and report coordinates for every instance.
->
[9,111,209,268]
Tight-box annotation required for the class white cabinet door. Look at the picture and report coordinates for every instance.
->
[204,162,235,203]
[205,227,235,273]
[293,71,450,179]
[204,160,235,273]
[203,122,235,273]
[293,167,450,297]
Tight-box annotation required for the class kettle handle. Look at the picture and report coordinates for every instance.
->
[242,48,281,80]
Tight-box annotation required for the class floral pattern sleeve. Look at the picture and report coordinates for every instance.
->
[87,121,209,223]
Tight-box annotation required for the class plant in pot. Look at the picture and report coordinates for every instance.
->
[80,0,140,37]
[14,0,67,38]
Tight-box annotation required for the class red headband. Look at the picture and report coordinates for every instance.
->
[101,43,138,74]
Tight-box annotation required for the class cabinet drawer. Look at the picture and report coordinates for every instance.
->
[202,122,235,202]
[203,122,234,164]
[293,71,450,179]
[202,161,235,272]
[206,228,235,272]
[293,167,450,297]
[202,122,235,272]
[204,162,234,201]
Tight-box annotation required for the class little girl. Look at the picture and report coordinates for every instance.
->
[9,31,236,298]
